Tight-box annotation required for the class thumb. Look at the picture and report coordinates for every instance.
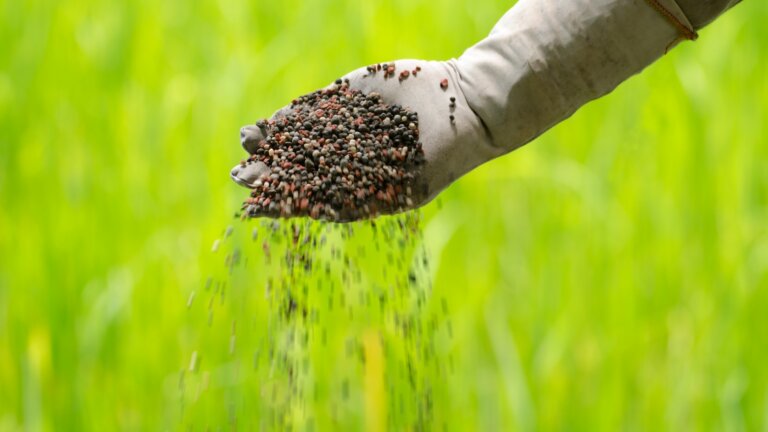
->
[230,160,270,188]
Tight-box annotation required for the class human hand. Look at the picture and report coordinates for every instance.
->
[230,60,503,221]
[231,0,742,222]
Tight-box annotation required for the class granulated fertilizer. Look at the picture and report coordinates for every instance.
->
[182,74,450,429]
[239,83,425,221]
[184,215,452,430]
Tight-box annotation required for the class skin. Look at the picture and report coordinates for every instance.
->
[231,60,503,221]
[231,0,743,221]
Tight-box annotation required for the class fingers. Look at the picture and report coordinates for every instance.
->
[241,103,293,154]
[240,125,266,154]
[242,199,405,223]
[230,161,270,189]
[234,72,431,222]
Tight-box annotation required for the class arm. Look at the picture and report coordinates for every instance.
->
[455,0,741,153]
[231,0,742,221]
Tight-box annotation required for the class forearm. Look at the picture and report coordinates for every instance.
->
[231,0,743,219]
[455,0,738,152]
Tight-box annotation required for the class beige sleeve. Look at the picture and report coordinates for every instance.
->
[454,0,699,153]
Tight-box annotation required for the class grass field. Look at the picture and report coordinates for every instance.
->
[1,0,767,430]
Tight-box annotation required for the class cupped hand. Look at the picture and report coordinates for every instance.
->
[230,60,503,221]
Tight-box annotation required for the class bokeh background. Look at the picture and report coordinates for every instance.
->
[1,0,767,430]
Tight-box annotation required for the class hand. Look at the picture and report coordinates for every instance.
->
[231,0,742,222]
[230,60,504,221]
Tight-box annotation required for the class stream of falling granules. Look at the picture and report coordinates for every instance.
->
[180,213,454,430]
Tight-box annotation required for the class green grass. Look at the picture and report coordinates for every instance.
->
[1,0,767,430]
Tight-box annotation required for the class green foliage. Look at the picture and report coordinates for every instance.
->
[1,0,767,430]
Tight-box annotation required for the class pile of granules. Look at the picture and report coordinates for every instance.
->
[240,82,425,221]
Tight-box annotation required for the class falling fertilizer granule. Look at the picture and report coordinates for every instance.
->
[183,214,453,430]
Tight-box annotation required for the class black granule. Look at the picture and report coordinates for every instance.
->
[241,83,425,221]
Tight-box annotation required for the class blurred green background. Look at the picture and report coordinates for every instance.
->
[1,0,767,430]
